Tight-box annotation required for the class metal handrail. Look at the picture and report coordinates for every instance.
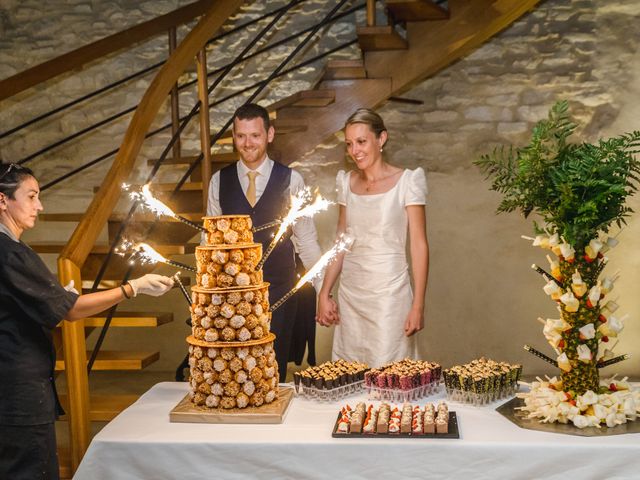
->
[85,0,312,372]
[41,38,359,192]
[40,3,364,190]
[0,1,305,140]
[85,0,358,372]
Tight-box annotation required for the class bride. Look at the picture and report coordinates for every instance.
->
[316,108,429,367]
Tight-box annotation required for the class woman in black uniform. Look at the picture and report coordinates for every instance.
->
[0,163,175,480]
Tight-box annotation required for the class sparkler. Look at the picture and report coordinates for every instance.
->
[118,240,196,272]
[270,233,354,312]
[173,272,192,306]
[597,354,630,369]
[523,344,559,367]
[531,264,562,287]
[256,188,332,271]
[252,219,281,233]
[126,183,206,233]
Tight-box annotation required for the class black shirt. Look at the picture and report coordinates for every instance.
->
[0,231,78,425]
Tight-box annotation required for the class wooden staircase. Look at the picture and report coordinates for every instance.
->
[269,0,541,164]
[6,0,542,476]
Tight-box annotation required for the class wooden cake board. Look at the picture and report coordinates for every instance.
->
[169,386,294,424]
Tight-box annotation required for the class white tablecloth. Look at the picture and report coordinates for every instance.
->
[74,382,640,480]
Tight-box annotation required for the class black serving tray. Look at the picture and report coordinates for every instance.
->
[332,411,460,439]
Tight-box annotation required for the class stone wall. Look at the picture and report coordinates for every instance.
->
[299,0,640,377]
[1,0,639,377]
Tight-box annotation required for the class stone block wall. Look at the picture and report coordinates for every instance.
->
[1,0,639,376]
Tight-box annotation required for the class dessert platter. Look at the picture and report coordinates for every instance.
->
[364,359,442,402]
[170,215,293,424]
[443,358,522,405]
[332,401,458,438]
[476,102,640,432]
[293,360,369,401]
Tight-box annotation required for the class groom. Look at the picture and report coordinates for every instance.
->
[206,103,322,380]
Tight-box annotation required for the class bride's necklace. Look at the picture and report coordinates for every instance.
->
[363,170,400,192]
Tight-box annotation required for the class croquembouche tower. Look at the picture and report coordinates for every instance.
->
[186,215,279,409]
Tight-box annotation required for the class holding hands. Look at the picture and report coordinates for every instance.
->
[129,274,175,297]
[316,293,339,326]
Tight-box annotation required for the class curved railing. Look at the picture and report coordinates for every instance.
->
[56,1,244,469]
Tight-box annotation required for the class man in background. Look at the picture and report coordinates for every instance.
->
[206,103,322,380]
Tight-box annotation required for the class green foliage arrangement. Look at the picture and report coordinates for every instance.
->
[475,100,640,249]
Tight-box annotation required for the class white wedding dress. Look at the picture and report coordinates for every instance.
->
[331,168,427,367]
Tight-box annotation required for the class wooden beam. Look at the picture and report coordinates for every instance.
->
[0,0,214,101]
[196,47,212,213]
[169,27,182,161]
[57,259,90,472]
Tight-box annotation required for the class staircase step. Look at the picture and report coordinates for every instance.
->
[58,394,137,422]
[321,59,367,81]
[39,212,202,222]
[84,311,173,327]
[81,276,191,293]
[150,181,202,191]
[57,394,138,421]
[386,0,449,21]
[110,211,202,222]
[55,351,160,371]
[212,119,307,136]
[33,213,201,264]
[271,119,308,134]
[94,181,203,193]
[357,25,409,51]
[267,89,336,111]
[146,152,237,166]
[209,129,234,144]
[92,181,205,212]
[31,242,187,255]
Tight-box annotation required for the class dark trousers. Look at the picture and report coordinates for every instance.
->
[270,286,299,381]
[0,422,59,480]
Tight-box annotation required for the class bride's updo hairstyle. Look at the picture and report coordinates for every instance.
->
[344,108,387,138]
[0,163,35,199]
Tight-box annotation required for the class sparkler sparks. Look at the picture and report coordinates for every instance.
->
[269,233,354,312]
[256,188,332,271]
[118,240,196,272]
[126,183,206,232]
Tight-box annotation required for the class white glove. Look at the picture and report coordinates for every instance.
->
[64,280,79,294]
[129,274,174,297]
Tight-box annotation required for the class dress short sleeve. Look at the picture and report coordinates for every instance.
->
[404,167,427,206]
[336,170,348,206]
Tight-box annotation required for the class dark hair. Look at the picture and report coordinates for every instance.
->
[233,103,271,131]
[0,163,36,199]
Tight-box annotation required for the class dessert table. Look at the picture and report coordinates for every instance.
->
[73,382,640,480]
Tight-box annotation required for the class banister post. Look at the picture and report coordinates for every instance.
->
[57,258,90,472]
[196,47,212,213]
[169,27,182,162]
[366,0,376,26]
